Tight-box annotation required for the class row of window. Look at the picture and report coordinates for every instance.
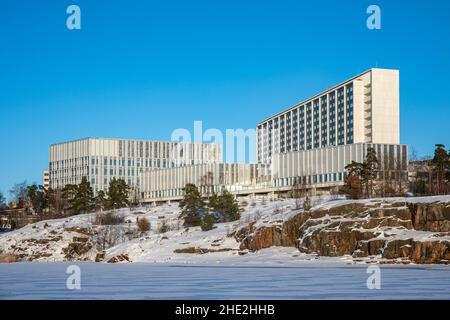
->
[274,172,345,187]
[257,83,354,162]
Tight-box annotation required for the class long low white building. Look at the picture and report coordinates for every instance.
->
[272,143,408,188]
[141,143,408,202]
[141,163,271,201]
[49,137,222,193]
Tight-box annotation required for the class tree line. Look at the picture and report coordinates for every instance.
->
[344,144,450,199]
[0,177,131,216]
[409,144,450,195]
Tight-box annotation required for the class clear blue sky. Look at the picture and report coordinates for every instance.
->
[1,0,449,197]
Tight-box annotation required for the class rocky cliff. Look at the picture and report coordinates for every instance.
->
[235,198,450,264]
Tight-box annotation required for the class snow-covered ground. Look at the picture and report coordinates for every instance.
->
[0,196,336,263]
[2,195,450,299]
[1,261,450,299]
[1,195,450,264]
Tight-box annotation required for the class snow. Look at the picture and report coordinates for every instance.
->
[2,195,450,299]
[312,195,450,211]
[1,195,450,265]
[1,261,450,299]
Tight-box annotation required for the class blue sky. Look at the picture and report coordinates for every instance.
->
[0,0,449,197]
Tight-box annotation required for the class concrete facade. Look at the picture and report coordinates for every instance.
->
[49,138,222,193]
[272,143,408,188]
[256,68,400,164]
[141,162,271,201]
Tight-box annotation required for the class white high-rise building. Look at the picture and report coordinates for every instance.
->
[256,68,400,164]
[48,137,222,193]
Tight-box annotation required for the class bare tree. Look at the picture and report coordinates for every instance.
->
[291,176,308,210]
[94,226,123,251]
[9,181,29,209]
[409,146,419,161]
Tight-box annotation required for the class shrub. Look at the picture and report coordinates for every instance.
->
[94,212,124,225]
[201,214,216,231]
[303,196,312,211]
[137,217,150,232]
[94,225,123,250]
[158,220,169,233]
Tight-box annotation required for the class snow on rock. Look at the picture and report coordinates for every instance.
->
[1,195,450,265]
[238,195,450,264]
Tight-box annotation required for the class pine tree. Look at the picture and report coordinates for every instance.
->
[344,161,364,199]
[107,178,130,209]
[208,190,241,222]
[179,183,204,227]
[201,213,216,231]
[431,144,450,194]
[94,190,107,211]
[208,192,220,212]
[26,184,48,214]
[363,147,379,198]
[69,177,94,214]
[62,184,78,204]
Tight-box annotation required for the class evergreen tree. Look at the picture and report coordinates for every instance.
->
[107,178,130,209]
[362,147,379,198]
[431,144,450,194]
[26,184,48,214]
[201,213,216,231]
[179,183,204,227]
[344,161,364,199]
[62,184,78,203]
[69,177,95,214]
[208,192,220,212]
[208,190,241,222]
[94,190,108,211]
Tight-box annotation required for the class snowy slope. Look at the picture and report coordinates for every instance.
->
[1,195,450,265]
